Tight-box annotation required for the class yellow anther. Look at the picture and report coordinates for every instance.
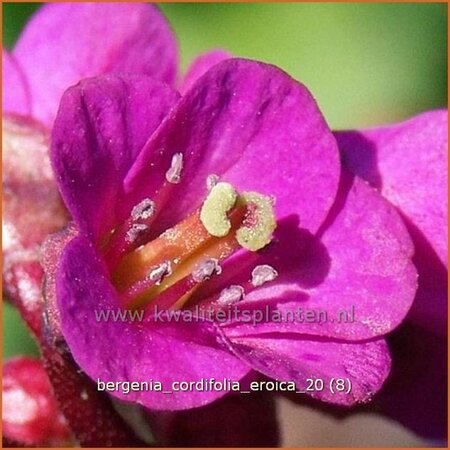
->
[236,192,276,251]
[200,182,238,237]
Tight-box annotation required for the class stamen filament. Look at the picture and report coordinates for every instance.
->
[125,224,240,309]
[115,207,246,307]
[109,180,277,311]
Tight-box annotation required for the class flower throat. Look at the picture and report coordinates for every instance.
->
[105,165,277,311]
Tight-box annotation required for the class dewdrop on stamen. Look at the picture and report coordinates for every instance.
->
[165,153,184,184]
[148,261,172,285]
[192,258,222,283]
[217,285,245,305]
[126,224,148,244]
[206,174,220,191]
[251,264,278,287]
[131,198,156,221]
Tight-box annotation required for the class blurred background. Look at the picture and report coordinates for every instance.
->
[2,2,448,447]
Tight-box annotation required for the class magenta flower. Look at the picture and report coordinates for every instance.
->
[45,58,417,412]
[4,2,446,445]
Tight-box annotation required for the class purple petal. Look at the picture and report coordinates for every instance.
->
[56,235,250,411]
[336,110,448,268]
[51,75,179,241]
[226,333,391,406]
[125,58,340,237]
[336,110,447,336]
[220,171,417,340]
[13,2,178,127]
[3,115,68,337]
[2,50,31,115]
[405,213,447,336]
[180,49,232,94]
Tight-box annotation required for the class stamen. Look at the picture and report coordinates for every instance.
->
[251,264,278,287]
[192,258,222,283]
[165,153,183,184]
[113,181,278,309]
[131,198,156,221]
[236,192,276,251]
[217,285,245,305]
[113,210,241,292]
[200,182,237,237]
[148,261,172,285]
[206,174,220,191]
[126,224,148,244]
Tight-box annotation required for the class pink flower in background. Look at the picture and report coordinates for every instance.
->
[2,357,71,447]
[3,2,177,127]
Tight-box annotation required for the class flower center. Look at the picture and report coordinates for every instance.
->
[109,180,277,310]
